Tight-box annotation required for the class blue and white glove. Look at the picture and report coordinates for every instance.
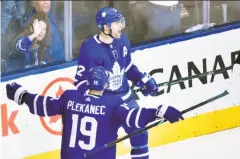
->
[156,105,184,123]
[136,72,158,96]
[6,82,28,105]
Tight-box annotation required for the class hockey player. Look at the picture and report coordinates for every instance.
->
[73,6,158,159]
[6,66,183,159]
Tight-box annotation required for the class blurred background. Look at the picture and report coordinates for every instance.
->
[1,1,240,76]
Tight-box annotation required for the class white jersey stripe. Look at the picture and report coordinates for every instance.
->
[93,34,101,44]
[33,95,39,114]
[126,108,135,127]
[125,61,133,72]
[131,152,149,158]
[76,80,88,89]
[135,108,142,128]
[121,89,131,101]
[43,96,48,117]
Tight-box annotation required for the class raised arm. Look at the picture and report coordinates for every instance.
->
[6,82,64,117]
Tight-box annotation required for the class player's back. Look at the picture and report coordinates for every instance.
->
[60,89,123,159]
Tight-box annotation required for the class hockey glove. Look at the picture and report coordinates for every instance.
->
[6,82,28,105]
[140,87,150,96]
[136,72,158,96]
[156,105,184,123]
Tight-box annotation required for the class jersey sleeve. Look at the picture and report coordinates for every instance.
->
[23,92,65,117]
[114,102,157,128]
[73,42,103,92]
[15,36,33,53]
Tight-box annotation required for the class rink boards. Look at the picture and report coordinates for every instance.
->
[1,24,240,159]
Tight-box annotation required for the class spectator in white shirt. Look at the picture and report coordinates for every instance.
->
[129,1,181,41]
[146,1,181,38]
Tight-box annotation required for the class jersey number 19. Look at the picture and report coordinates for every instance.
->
[69,114,98,150]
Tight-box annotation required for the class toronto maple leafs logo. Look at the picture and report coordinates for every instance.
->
[102,12,106,17]
[107,62,125,91]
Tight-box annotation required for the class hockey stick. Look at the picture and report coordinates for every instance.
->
[84,90,229,158]
[133,66,232,93]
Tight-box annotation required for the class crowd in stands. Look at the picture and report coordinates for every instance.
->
[1,1,240,74]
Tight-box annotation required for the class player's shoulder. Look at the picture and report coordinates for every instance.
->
[80,35,103,54]
[82,35,101,49]
[101,93,123,106]
[61,89,84,99]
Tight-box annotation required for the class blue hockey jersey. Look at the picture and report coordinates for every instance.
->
[23,89,158,159]
[74,33,143,102]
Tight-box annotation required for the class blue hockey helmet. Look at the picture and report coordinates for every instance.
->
[96,6,125,31]
[88,66,109,91]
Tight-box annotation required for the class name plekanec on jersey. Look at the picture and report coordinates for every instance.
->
[67,100,106,115]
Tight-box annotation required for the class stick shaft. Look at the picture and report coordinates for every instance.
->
[133,66,232,93]
[109,90,229,146]
[85,90,229,158]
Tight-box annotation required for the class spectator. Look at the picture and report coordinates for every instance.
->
[147,1,181,38]
[1,1,25,72]
[128,1,149,44]
[130,1,181,41]
[8,13,51,70]
[1,1,25,34]
[215,1,240,23]
[21,1,64,63]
